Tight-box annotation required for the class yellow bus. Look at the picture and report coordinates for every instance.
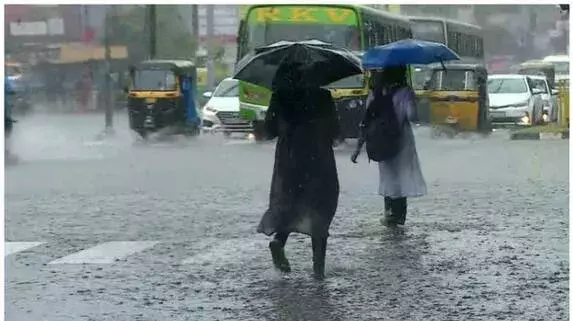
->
[235,5,413,141]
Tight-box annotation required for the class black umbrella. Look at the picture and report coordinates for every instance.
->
[233,40,363,90]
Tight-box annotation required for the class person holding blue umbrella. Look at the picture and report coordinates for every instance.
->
[352,66,427,226]
[350,39,459,226]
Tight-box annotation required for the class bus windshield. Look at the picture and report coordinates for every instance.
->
[133,69,177,91]
[411,20,446,44]
[552,61,569,75]
[247,23,360,50]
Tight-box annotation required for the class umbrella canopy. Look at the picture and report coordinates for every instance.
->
[362,39,460,70]
[233,40,363,90]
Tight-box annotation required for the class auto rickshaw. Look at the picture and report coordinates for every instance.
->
[126,60,201,139]
[517,60,556,89]
[427,64,492,138]
[412,63,440,125]
[328,73,369,143]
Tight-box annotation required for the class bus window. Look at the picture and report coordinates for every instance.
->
[411,20,446,44]
[363,19,375,48]
[248,23,360,50]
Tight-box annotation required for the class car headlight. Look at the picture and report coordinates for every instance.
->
[519,112,530,125]
[349,100,357,109]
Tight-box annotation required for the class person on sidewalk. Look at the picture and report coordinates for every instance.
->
[352,67,427,226]
[257,63,340,280]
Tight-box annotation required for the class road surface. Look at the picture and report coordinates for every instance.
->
[5,113,569,321]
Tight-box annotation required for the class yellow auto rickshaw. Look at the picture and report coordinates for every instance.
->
[126,60,201,139]
[517,60,556,89]
[428,64,491,138]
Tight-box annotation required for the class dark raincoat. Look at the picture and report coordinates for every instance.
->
[257,86,340,238]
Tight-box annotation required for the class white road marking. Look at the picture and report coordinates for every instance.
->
[48,241,159,264]
[539,132,563,140]
[5,242,45,257]
[181,238,265,265]
[223,139,256,146]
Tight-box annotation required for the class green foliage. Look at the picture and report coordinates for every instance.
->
[105,5,197,62]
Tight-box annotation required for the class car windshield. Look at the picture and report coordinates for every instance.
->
[488,78,528,94]
[528,78,548,93]
[133,69,177,91]
[213,80,239,97]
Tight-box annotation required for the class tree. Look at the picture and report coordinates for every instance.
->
[104,5,198,63]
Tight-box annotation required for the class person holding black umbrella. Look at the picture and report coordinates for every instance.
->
[233,40,362,280]
[256,61,340,280]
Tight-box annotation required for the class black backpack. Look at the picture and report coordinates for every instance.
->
[363,89,404,162]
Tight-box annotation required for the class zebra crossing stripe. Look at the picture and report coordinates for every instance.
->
[48,241,159,265]
[5,242,45,257]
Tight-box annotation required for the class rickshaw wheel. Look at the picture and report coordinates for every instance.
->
[430,126,442,139]
[183,124,201,137]
[136,129,149,140]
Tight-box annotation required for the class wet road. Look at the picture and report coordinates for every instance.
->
[5,113,569,321]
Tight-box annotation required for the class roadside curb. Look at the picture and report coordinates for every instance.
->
[510,130,569,140]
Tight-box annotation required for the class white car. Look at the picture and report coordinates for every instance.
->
[542,55,569,83]
[201,78,252,136]
[487,74,545,126]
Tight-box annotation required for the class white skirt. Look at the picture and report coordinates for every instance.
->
[377,123,427,198]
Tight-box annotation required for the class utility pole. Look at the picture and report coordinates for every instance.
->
[103,4,114,133]
[149,5,157,59]
[191,4,199,60]
[206,5,215,90]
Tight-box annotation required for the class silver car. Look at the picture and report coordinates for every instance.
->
[201,78,253,137]
[487,74,545,126]
[528,75,559,123]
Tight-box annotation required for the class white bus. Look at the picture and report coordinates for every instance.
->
[408,16,484,90]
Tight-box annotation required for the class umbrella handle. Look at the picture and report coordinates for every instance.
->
[440,59,446,71]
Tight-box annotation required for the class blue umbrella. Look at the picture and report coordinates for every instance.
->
[362,39,460,70]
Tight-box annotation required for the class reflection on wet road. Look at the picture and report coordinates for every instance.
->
[5,113,569,321]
